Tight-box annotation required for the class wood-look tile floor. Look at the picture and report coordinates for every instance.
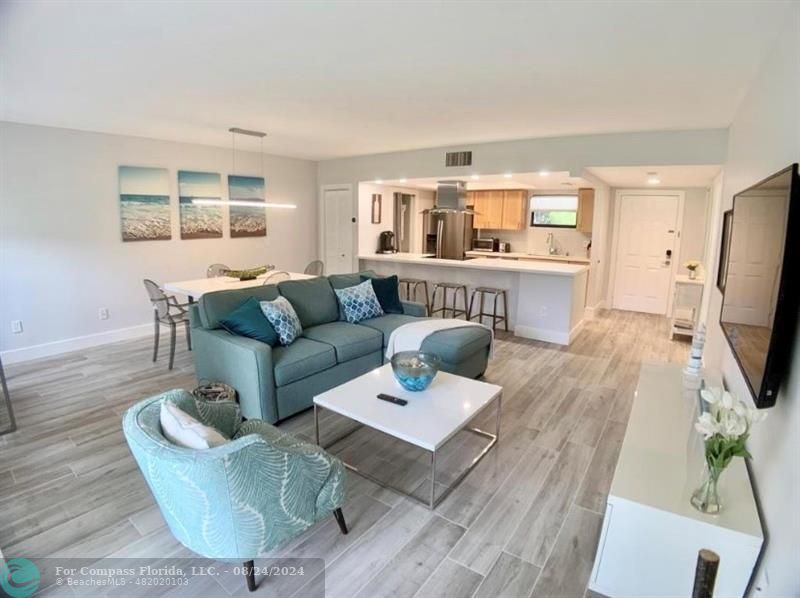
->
[0,310,689,597]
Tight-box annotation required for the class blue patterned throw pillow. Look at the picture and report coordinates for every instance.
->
[259,296,303,345]
[334,279,384,324]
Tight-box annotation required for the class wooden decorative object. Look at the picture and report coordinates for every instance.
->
[371,194,382,224]
[691,549,720,598]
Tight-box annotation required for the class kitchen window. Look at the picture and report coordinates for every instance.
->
[530,195,578,228]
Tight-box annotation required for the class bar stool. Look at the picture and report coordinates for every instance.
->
[399,278,431,313]
[431,282,468,319]
[468,287,509,331]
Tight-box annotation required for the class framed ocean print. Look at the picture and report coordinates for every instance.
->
[228,175,266,237]
[119,166,171,242]
[178,171,223,239]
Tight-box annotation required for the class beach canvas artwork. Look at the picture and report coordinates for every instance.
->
[228,175,266,237]
[178,171,223,239]
[119,166,171,242]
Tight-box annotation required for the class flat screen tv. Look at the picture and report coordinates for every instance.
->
[719,163,800,408]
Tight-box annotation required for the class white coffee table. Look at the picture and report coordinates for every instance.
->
[313,364,502,509]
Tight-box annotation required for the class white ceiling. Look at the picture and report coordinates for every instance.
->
[381,172,587,191]
[586,165,721,188]
[0,1,790,160]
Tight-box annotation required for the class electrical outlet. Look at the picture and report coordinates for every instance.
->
[11,320,23,334]
[99,308,109,320]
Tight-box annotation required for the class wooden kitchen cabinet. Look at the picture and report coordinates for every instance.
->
[577,188,594,233]
[472,189,528,230]
[500,190,528,230]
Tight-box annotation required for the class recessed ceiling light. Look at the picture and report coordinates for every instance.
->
[647,172,661,185]
[375,179,383,184]
[471,174,480,180]
[503,173,513,179]
[539,170,550,177]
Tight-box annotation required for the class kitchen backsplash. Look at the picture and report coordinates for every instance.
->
[477,227,591,257]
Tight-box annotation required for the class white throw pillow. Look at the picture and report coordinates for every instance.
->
[159,401,228,449]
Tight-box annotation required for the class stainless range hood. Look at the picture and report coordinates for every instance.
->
[430,180,475,214]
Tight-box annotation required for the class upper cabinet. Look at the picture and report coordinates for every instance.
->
[577,188,594,233]
[469,189,528,230]
[500,190,528,230]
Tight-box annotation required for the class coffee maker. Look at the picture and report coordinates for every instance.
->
[377,231,397,254]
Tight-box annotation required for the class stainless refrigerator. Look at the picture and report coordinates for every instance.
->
[423,210,474,259]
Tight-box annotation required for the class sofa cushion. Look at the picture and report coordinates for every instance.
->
[272,338,336,387]
[327,270,378,290]
[358,314,421,347]
[199,285,280,329]
[303,321,383,363]
[260,296,303,346]
[363,274,404,314]
[277,277,339,328]
[421,326,492,363]
[218,297,279,346]
[334,280,384,324]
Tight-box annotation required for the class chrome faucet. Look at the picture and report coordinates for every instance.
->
[546,232,557,255]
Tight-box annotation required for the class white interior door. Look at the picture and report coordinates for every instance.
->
[323,186,354,274]
[722,193,786,326]
[613,194,680,314]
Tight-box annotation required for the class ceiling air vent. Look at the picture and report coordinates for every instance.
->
[445,151,472,167]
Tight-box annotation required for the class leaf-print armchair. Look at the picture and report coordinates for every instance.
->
[122,389,348,592]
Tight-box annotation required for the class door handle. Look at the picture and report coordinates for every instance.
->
[664,248,672,266]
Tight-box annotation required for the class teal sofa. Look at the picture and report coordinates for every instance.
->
[190,272,492,423]
[123,389,347,591]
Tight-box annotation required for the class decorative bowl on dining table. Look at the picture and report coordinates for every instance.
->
[390,351,442,391]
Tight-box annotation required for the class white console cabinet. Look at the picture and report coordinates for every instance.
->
[589,363,763,598]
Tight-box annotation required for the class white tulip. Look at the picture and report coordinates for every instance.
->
[701,388,720,405]
[720,391,734,410]
[695,412,720,439]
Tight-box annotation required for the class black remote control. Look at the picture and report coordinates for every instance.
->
[377,393,407,406]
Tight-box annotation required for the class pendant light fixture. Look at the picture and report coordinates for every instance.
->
[191,127,297,209]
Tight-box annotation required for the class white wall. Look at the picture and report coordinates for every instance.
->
[703,11,799,596]
[0,122,318,362]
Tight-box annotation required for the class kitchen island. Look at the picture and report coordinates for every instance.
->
[359,253,589,345]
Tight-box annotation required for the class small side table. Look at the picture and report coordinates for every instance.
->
[670,275,704,339]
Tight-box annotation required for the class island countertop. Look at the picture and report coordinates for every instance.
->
[359,253,588,277]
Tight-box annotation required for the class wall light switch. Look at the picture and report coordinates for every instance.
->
[11,320,23,334]
[99,308,109,320]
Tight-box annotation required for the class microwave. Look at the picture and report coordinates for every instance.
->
[473,237,499,252]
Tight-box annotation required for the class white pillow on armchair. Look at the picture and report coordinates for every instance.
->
[160,401,228,449]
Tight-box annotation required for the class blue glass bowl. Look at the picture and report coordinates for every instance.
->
[390,351,442,392]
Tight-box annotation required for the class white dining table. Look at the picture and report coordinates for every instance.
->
[163,272,315,300]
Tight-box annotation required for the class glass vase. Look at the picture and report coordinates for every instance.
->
[688,269,697,280]
[691,463,723,514]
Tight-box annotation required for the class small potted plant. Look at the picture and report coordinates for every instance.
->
[692,388,765,513]
[684,260,701,280]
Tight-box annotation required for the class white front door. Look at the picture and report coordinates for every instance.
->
[722,192,786,326]
[323,186,354,274]
[612,194,680,314]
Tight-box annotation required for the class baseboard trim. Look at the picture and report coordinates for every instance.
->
[1,323,152,365]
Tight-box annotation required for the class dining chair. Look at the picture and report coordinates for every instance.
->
[262,271,291,285]
[303,260,325,276]
[0,355,17,436]
[207,263,231,278]
[143,279,192,370]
